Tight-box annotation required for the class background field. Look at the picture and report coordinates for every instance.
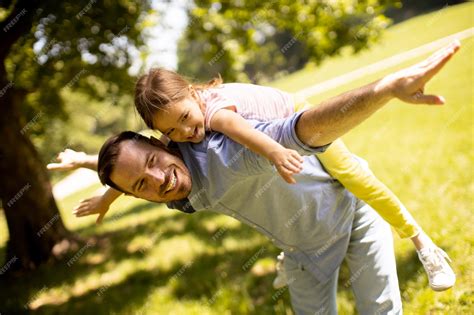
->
[0,3,473,314]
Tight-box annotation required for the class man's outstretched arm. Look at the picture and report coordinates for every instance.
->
[296,41,461,147]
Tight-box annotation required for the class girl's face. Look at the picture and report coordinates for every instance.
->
[152,96,205,143]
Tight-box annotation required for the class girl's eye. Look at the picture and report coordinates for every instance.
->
[141,180,147,191]
[139,179,145,191]
[167,129,174,136]
[183,113,189,121]
[149,156,155,167]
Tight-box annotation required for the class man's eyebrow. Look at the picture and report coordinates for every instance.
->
[131,152,151,192]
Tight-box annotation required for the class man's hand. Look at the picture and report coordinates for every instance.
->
[47,149,98,171]
[297,40,461,147]
[269,148,304,184]
[379,40,461,105]
[73,195,110,224]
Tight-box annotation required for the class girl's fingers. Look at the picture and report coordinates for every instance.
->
[283,162,300,174]
[290,151,304,163]
[277,167,295,184]
[289,158,303,173]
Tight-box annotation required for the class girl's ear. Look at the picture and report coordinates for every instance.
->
[188,84,197,98]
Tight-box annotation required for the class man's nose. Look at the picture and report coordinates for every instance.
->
[145,168,166,188]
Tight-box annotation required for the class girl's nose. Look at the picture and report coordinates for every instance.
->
[181,126,193,139]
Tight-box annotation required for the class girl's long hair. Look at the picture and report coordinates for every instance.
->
[134,68,222,129]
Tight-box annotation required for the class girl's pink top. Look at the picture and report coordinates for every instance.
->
[198,83,295,131]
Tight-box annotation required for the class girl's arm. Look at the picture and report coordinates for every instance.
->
[47,149,98,171]
[73,187,123,224]
[210,108,303,184]
[318,139,421,238]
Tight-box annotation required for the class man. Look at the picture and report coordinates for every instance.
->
[50,42,460,314]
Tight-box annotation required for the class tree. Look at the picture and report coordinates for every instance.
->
[178,0,400,82]
[0,0,150,270]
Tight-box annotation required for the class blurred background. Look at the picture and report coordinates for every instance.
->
[0,0,472,314]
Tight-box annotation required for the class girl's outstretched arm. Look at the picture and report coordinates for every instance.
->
[73,187,123,224]
[211,108,303,184]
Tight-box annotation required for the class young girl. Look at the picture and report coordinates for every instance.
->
[73,68,455,291]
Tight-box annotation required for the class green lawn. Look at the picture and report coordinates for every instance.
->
[0,3,473,314]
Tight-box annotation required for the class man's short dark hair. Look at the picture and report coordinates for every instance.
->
[98,131,151,193]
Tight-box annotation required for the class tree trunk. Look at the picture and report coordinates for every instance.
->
[0,73,70,271]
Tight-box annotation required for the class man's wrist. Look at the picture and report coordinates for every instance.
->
[374,75,397,101]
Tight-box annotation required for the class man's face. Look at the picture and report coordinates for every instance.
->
[110,139,192,203]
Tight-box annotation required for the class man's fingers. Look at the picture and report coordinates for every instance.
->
[421,40,460,68]
[412,93,445,105]
[423,41,460,82]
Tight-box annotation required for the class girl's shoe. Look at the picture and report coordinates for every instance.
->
[417,246,456,291]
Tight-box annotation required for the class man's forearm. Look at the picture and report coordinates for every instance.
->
[296,41,461,147]
[296,79,393,147]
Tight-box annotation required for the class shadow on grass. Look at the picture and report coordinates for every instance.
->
[0,197,429,314]
[0,201,288,314]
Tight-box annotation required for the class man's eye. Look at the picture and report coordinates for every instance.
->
[140,180,146,191]
[183,113,189,120]
[149,156,155,167]
[167,129,174,136]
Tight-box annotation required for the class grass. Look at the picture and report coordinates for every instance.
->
[0,2,473,314]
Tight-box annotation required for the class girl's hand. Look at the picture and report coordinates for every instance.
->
[269,149,304,184]
[73,195,110,224]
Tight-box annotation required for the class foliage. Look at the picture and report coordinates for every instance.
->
[1,0,152,162]
[178,0,400,83]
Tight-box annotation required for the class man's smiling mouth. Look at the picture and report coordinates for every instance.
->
[164,168,177,193]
